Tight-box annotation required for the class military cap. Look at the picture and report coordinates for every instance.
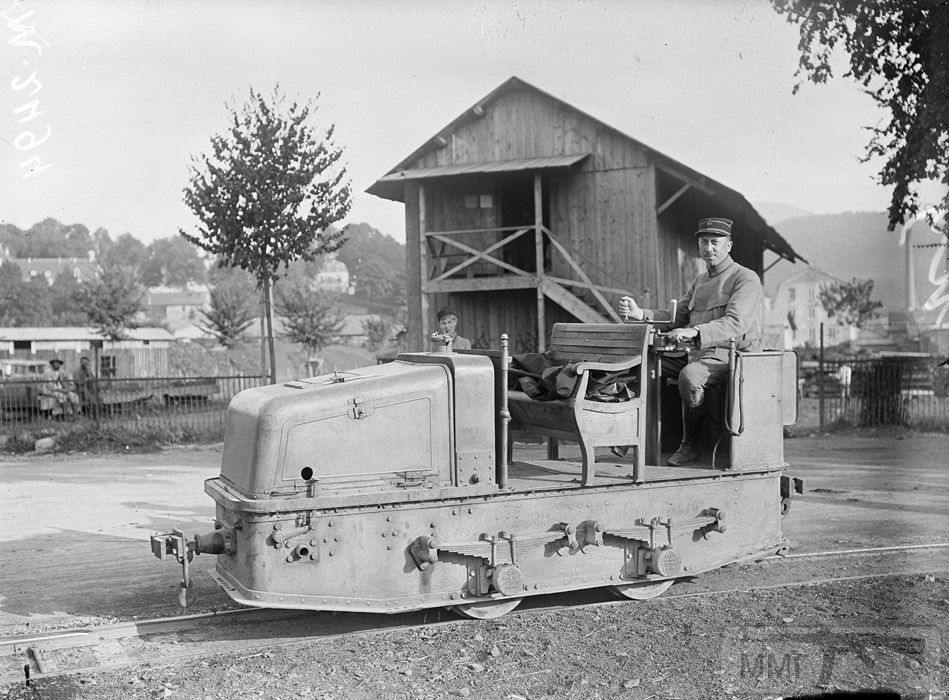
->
[696,217,733,237]
[436,307,458,322]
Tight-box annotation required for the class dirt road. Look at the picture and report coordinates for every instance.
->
[1,431,947,697]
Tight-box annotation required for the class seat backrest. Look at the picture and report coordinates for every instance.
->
[549,323,649,365]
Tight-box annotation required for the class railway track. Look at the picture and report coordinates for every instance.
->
[2,543,947,686]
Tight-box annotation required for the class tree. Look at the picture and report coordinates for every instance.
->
[819,278,884,329]
[142,236,207,287]
[335,222,406,304]
[772,1,949,229]
[76,265,146,341]
[181,85,351,383]
[199,278,257,349]
[100,232,148,271]
[0,261,33,325]
[362,315,395,351]
[49,272,89,325]
[275,281,345,373]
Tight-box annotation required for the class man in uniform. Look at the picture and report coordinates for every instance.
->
[618,217,763,465]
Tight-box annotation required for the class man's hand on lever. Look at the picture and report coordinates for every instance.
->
[618,296,644,322]
[666,327,698,345]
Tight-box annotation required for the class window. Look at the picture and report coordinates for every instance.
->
[788,288,796,302]
[464,195,478,208]
[479,194,493,208]
[808,287,815,300]
[808,307,816,319]
[100,355,117,378]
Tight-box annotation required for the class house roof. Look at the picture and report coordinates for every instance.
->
[368,75,804,264]
[0,326,174,342]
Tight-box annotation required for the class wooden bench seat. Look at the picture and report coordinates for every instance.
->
[507,323,650,485]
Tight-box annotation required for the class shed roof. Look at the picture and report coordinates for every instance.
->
[0,326,174,342]
[372,154,589,193]
[368,76,804,264]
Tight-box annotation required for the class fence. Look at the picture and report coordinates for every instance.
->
[802,356,949,429]
[0,375,267,435]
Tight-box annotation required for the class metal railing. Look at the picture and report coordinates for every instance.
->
[802,356,949,429]
[0,375,267,434]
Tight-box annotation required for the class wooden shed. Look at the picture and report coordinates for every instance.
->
[368,76,804,353]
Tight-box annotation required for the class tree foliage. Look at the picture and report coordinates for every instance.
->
[334,222,406,304]
[275,281,345,364]
[77,265,146,341]
[361,315,396,351]
[772,1,949,229]
[819,278,884,329]
[142,237,207,287]
[180,85,351,382]
[199,283,257,349]
[100,232,148,270]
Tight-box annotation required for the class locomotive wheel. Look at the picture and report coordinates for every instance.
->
[610,579,674,600]
[450,598,522,620]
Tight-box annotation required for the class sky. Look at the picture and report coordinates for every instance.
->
[0,0,941,245]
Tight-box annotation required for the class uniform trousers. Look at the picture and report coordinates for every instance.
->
[661,353,729,409]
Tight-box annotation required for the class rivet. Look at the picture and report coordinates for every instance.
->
[430,522,436,528]
[386,516,392,522]
[386,545,392,550]
[382,532,387,538]
[309,554,316,560]
[328,520,334,527]
[451,509,457,515]
[323,537,329,543]
[329,551,335,557]
[467,508,473,514]
[334,536,339,542]
[450,592,458,600]
[284,542,291,548]
[533,584,539,590]
[310,540,317,546]
[285,555,293,562]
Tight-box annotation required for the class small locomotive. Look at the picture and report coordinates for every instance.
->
[152,322,801,619]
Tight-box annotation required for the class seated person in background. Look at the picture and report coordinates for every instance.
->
[434,307,472,350]
[42,358,81,417]
[618,217,763,466]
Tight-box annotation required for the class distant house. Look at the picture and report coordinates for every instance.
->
[2,252,97,285]
[0,326,174,377]
[763,267,858,349]
[145,283,212,332]
[313,254,352,294]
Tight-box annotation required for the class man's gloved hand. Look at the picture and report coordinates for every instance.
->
[618,296,644,322]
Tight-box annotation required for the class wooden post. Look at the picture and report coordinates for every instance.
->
[534,173,545,352]
[419,183,430,345]
[818,322,825,428]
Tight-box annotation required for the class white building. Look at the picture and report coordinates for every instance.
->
[764,267,859,349]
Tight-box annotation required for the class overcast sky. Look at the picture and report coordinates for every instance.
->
[1,0,937,244]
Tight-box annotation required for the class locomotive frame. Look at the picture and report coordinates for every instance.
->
[152,321,802,619]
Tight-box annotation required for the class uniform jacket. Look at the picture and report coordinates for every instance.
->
[644,256,762,362]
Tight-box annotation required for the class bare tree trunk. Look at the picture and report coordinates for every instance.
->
[263,276,277,384]
[259,287,267,380]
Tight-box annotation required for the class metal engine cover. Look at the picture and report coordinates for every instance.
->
[218,361,457,497]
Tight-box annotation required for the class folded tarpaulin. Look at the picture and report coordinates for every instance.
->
[509,352,638,402]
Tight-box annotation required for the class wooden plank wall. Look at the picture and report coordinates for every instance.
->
[429,290,577,354]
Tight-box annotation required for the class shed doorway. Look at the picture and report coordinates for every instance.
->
[499,175,550,273]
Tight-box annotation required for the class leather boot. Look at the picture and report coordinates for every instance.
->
[667,403,704,466]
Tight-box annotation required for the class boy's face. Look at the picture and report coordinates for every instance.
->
[438,314,458,335]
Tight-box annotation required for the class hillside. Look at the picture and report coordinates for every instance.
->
[752,201,813,226]
[762,211,931,312]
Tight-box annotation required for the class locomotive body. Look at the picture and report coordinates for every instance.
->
[153,324,801,618]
